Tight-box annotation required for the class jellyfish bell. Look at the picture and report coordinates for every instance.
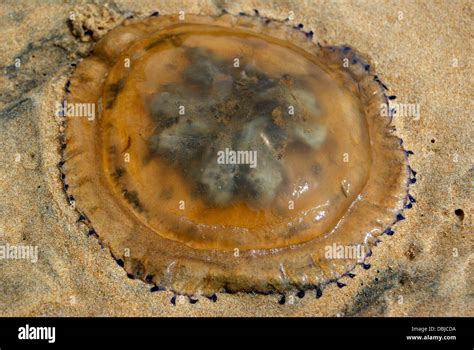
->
[62,13,409,295]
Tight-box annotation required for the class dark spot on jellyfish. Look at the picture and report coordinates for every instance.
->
[151,11,159,17]
[123,136,132,152]
[111,167,125,180]
[63,13,411,297]
[278,295,286,305]
[121,189,143,211]
[454,209,464,221]
[189,297,199,304]
[431,139,435,143]
[315,287,323,298]
[388,95,396,100]
[105,78,125,109]
[208,294,218,302]
[88,228,97,237]
[170,296,176,305]
[127,273,135,279]
[363,263,371,270]
[159,188,173,200]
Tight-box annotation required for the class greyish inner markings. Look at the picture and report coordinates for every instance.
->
[107,46,326,209]
[146,47,326,207]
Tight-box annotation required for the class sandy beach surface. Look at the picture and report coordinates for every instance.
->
[0,0,472,316]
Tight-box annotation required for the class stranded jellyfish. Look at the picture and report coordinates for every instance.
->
[61,13,410,296]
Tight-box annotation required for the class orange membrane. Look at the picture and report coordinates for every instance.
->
[63,14,408,295]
